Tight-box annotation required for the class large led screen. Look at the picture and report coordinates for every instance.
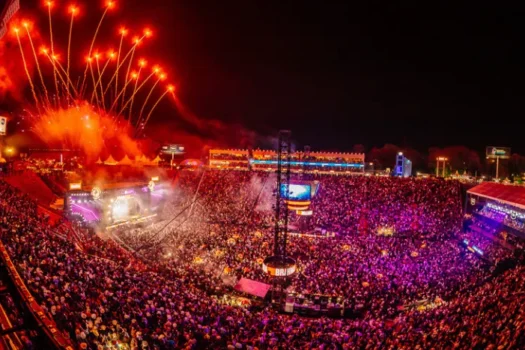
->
[280,184,312,201]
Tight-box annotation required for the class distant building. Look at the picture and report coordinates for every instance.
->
[0,0,20,40]
[209,149,365,174]
[394,152,412,177]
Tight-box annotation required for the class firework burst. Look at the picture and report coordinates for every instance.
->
[6,1,176,159]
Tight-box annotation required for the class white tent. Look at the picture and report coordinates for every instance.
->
[104,155,118,165]
[150,155,162,165]
[119,154,133,165]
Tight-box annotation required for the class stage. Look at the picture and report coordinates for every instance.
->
[65,179,167,229]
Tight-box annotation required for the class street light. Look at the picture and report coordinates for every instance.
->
[4,147,14,156]
[436,157,448,177]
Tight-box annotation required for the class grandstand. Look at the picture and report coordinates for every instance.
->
[4,172,57,206]
[209,148,365,174]
[466,182,525,248]
[1,169,525,348]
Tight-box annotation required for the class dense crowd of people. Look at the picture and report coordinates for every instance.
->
[0,170,524,349]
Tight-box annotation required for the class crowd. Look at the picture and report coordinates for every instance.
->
[0,170,524,349]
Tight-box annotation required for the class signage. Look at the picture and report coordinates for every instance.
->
[69,182,82,190]
[262,264,296,277]
[0,116,6,135]
[161,144,185,155]
[486,146,511,159]
[486,202,525,220]
[296,210,313,216]
[91,187,101,199]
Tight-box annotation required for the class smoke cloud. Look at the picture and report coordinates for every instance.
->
[33,103,141,161]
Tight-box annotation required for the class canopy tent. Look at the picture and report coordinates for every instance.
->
[150,155,162,165]
[135,154,150,164]
[119,155,133,165]
[95,158,103,164]
[104,155,118,165]
[468,182,525,210]
[234,278,271,298]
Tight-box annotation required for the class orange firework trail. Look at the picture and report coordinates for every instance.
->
[22,21,49,104]
[93,50,115,107]
[81,1,114,97]
[88,58,101,106]
[42,49,78,96]
[143,85,174,127]
[13,27,40,110]
[119,29,151,108]
[114,27,127,100]
[42,52,76,102]
[125,58,147,119]
[121,68,157,120]
[46,1,59,98]
[120,37,139,108]
[137,70,164,127]
[93,53,106,109]
[66,5,78,91]
[110,71,138,112]
[103,34,145,97]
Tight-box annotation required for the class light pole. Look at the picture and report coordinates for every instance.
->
[496,156,500,180]
[436,157,448,178]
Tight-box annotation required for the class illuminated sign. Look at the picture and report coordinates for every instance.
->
[69,182,82,190]
[486,202,525,220]
[486,146,511,159]
[0,116,6,135]
[161,144,185,155]
[151,176,159,182]
[210,160,231,165]
[296,210,313,216]
[262,264,296,277]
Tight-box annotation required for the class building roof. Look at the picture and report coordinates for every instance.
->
[468,182,525,210]
[81,181,148,192]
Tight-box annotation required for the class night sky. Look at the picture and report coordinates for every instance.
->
[15,1,525,153]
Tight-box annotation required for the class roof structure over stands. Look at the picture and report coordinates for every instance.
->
[468,182,525,210]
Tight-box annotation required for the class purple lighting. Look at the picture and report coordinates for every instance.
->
[71,203,100,222]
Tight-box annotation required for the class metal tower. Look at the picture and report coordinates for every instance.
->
[273,130,292,257]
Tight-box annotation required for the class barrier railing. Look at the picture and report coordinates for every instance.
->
[0,243,73,349]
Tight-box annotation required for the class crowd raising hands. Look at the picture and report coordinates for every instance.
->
[0,171,524,349]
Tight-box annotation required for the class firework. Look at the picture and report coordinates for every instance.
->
[13,27,40,111]
[66,5,79,89]
[6,1,176,159]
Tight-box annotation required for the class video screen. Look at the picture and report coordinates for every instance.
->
[280,184,312,201]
